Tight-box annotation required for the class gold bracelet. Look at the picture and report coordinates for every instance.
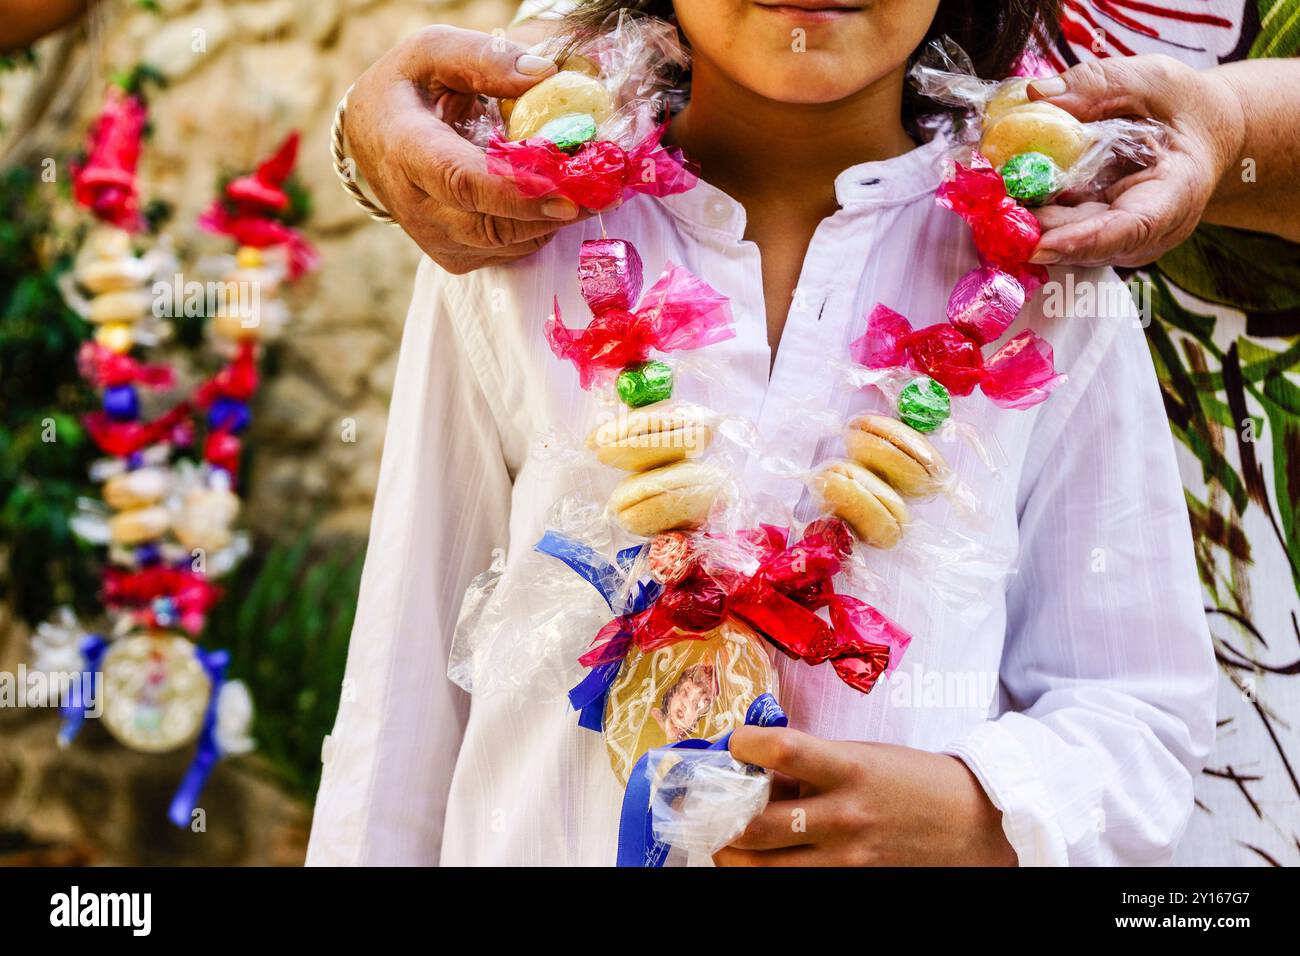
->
[331,84,398,225]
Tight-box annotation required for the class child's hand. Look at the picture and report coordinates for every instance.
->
[1024,55,1246,268]
[714,726,1017,867]
[345,25,586,274]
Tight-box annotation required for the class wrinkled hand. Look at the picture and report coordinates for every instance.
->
[1026,55,1246,268]
[346,25,590,274]
[713,725,1017,866]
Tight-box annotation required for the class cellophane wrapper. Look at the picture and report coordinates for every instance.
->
[646,746,771,864]
[448,404,762,701]
[908,36,1164,200]
[464,12,697,209]
[448,495,615,701]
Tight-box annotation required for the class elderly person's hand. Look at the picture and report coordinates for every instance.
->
[1025,54,1247,268]
[345,25,591,274]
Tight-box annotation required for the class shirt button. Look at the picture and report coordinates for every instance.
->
[706,198,731,225]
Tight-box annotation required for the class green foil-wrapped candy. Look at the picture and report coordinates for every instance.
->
[616,360,674,408]
[897,376,950,433]
[536,113,598,154]
[1001,151,1059,206]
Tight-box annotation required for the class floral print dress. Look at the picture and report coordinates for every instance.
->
[1051,0,1300,866]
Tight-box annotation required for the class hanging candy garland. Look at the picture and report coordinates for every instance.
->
[33,84,315,826]
[441,12,923,865]
[533,233,915,866]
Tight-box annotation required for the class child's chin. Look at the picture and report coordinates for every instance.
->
[746,62,884,105]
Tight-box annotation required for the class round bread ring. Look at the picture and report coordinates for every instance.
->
[108,505,171,546]
[89,289,152,324]
[586,407,714,472]
[500,53,600,125]
[609,460,724,537]
[980,101,1088,171]
[811,459,908,549]
[103,467,171,511]
[602,620,777,785]
[506,70,614,142]
[101,633,212,753]
[844,414,947,498]
[983,77,1032,124]
[77,256,150,295]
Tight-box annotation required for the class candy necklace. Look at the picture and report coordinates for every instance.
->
[36,86,314,826]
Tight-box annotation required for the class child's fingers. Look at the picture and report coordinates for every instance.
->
[770,770,800,801]
[713,844,824,867]
[727,796,828,851]
[728,725,848,787]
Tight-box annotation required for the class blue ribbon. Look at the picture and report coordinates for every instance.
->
[167,647,229,828]
[534,531,660,731]
[58,634,108,747]
[615,692,789,867]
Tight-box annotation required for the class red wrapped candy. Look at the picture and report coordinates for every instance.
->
[851,303,1063,407]
[579,519,911,695]
[71,87,147,232]
[197,132,319,278]
[547,238,735,388]
[104,565,223,635]
[486,123,698,211]
[936,154,1049,289]
[78,342,175,389]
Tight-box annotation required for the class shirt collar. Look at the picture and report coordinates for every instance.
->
[655,134,949,241]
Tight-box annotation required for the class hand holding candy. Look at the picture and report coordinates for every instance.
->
[910,36,1166,211]
[342,25,592,271]
[1025,56,1249,267]
[481,14,699,211]
[715,730,1016,866]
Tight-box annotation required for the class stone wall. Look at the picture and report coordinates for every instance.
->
[0,0,519,866]
[4,0,520,537]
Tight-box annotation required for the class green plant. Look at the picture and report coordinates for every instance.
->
[0,166,99,625]
[199,532,363,800]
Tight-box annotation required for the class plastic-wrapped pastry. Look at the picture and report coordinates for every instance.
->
[609,460,726,536]
[101,633,212,753]
[602,620,777,785]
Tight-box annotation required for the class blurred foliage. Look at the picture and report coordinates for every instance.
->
[0,166,99,625]
[202,533,363,800]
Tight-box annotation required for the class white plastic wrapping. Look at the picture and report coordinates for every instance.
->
[463,11,689,152]
[646,746,771,864]
[909,36,1164,202]
[448,495,616,700]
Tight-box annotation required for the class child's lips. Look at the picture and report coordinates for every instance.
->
[755,1,863,23]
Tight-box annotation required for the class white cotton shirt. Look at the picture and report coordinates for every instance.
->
[305,136,1217,867]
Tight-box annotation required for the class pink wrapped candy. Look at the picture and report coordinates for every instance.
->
[851,303,1064,409]
[946,266,1025,345]
[486,123,698,211]
[578,238,644,313]
[547,238,735,389]
[936,154,1049,289]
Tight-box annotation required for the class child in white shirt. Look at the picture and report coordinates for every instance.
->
[308,0,1216,866]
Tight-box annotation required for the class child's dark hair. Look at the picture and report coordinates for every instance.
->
[566,1,1061,97]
